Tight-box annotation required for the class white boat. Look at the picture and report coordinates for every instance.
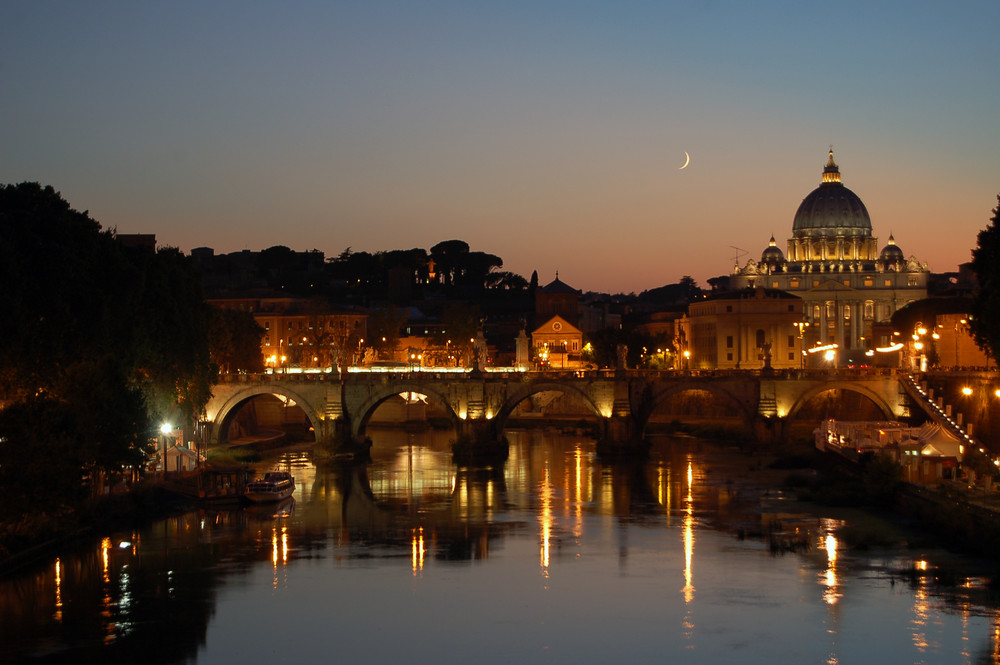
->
[244,471,295,503]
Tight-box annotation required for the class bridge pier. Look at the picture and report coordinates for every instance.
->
[451,418,509,467]
[752,414,788,446]
[596,415,650,459]
[324,417,372,461]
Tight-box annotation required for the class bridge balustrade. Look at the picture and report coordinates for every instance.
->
[215,366,905,385]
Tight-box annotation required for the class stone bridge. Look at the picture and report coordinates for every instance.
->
[203,368,908,459]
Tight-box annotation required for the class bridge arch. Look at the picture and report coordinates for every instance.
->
[641,382,758,435]
[209,384,325,445]
[350,382,463,440]
[784,381,895,422]
[493,380,606,433]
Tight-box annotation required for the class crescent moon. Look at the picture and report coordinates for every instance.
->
[679,151,690,170]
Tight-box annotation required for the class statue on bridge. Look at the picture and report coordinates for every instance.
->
[616,343,628,371]
[759,341,772,370]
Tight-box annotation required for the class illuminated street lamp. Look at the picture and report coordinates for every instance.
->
[911,323,929,372]
[794,321,810,368]
[160,422,173,478]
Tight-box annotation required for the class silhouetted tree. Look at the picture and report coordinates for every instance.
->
[209,308,264,374]
[367,306,408,361]
[0,182,214,494]
[970,195,1000,360]
[430,239,470,287]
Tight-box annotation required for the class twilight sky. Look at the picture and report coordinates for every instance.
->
[3,1,998,294]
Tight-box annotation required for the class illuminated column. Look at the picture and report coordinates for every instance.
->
[853,303,863,350]
[819,301,828,344]
[836,305,845,354]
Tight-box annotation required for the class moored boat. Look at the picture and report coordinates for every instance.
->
[244,471,295,503]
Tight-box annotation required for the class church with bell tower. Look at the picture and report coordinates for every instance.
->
[731,149,929,364]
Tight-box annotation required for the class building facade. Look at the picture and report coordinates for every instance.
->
[209,296,367,370]
[675,288,804,370]
[731,150,928,365]
[531,315,584,369]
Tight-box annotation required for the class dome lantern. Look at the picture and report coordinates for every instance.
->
[821,148,841,185]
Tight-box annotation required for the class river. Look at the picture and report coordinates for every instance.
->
[2,428,999,664]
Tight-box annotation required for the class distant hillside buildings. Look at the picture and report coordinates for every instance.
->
[175,150,978,372]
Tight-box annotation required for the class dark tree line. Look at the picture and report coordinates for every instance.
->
[0,183,245,523]
[971,195,1000,361]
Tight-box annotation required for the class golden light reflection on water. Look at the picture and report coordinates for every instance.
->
[411,527,425,575]
[911,561,931,653]
[539,462,552,574]
[822,532,840,606]
[271,523,289,589]
[99,537,116,643]
[102,536,111,583]
[682,460,695,605]
[53,558,63,622]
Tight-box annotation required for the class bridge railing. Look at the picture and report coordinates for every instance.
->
[899,373,980,451]
[214,366,905,384]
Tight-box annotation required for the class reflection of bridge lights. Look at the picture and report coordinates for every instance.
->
[54,558,63,622]
[412,527,425,574]
[822,533,839,605]
[683,461,695,603]
[539,465,552,571]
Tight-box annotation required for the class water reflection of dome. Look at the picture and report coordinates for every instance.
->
[792,150,872,239]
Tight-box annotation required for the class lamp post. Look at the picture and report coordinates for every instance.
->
[794,321,810,369]
[159,422,172,479]
[956,318,967,369]
[912,323,928,372]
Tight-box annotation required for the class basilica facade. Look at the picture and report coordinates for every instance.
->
[731,150,928,365]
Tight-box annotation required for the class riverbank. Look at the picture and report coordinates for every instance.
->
[0,484,196,576]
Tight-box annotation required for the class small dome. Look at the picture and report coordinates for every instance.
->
[760,235,785,265]
[879,234,904,262]
[792,150,872,239]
